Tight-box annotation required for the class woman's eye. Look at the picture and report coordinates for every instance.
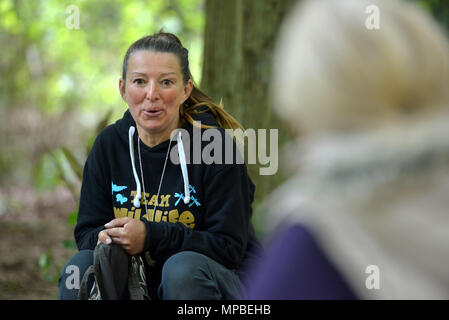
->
[134,79,144,85]
[161,79,173,86]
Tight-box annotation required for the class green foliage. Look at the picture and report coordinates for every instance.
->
[38,249,66,283]
[0,0,205,118]
[67,209,78,227]
[38,251,57,282]
[62,239,77,250]
[32,153,60,192]
[409,0,449,36]
[38,251,52,270]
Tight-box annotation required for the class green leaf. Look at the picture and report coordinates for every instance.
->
[38,252,52,270]
[67,210,78,226]
[86,135,96,156]
[33,153,61,192]
[62,239,77,249]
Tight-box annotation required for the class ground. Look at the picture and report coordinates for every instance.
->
[0,185,77,299]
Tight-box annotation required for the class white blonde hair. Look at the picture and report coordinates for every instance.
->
[273,0,449,134]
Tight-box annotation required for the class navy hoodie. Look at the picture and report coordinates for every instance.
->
[74,108,261,299]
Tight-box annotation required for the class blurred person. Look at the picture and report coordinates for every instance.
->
[58,32,261,300]
[244,0,449,299]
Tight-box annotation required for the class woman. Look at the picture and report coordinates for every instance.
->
[246,0,449,299]
[59,32,261,300]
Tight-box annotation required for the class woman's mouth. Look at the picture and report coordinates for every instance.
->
[143,108,163,117]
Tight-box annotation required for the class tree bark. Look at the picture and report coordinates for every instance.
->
[201,0,296,205]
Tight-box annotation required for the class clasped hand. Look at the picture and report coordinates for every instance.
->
[97,217,146,256]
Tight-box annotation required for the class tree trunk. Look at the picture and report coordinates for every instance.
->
[201,0,296,206]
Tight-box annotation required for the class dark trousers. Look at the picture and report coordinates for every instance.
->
[58,250,243,300]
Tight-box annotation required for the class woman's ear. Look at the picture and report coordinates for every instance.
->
[119,78,127,101]
[182,79,193,103]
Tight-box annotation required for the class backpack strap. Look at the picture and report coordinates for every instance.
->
[78,265,95,300]
[128,256,150,300]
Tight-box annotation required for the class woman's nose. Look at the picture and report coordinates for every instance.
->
[146,81,160,101]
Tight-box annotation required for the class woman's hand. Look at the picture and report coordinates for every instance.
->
[98,217,146,256]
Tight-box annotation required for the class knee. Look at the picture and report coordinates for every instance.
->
[58,250,94,300]
[160,251,216,299]
[162,251,209,286]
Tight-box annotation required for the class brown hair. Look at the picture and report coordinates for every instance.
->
[122,31,244,131]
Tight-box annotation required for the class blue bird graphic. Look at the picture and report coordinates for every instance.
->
[116,194,128,205]
[112,182,127,194]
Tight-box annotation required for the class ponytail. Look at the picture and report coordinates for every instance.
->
[181,86,245,131]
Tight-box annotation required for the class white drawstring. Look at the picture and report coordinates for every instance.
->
[128,126,190,210]
[129,126,142,208]
[177,131,190,204]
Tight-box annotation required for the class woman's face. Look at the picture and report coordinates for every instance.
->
[119,50,192,143]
